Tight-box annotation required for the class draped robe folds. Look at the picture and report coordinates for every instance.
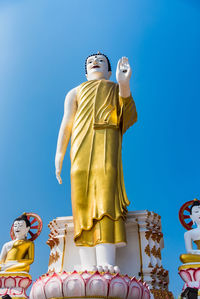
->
[70,79,137,247]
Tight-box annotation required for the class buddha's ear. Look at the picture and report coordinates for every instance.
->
[107,71,112,80]
[86,73,88,80]
[190,214,195,225]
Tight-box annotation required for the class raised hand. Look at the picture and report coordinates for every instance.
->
[116,57,132,98]
[116,57,132,85]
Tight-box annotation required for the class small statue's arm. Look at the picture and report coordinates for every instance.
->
[0,241,14,265]
[184,231,200,255]
[55,87,78,184]
[0,244,8,264]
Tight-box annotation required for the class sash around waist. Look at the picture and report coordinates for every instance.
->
[93,122,120,130]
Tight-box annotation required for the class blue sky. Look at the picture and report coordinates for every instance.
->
[0,0,200,297]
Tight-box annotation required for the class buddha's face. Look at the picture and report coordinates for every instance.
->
[86,55,111,81]
[13,220,30,240]
[190,205,200,226]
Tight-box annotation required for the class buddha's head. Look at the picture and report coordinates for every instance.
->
[85,52,112,81]
[13,214,31,240]
[190,200,200,226]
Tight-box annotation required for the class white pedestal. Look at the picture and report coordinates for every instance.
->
[46,210,173,298]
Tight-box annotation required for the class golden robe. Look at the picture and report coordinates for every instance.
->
[180,240,200,263]
[70,79,137,247]
[0,240,34,272]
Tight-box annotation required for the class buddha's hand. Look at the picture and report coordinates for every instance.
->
[116,57,132,86]
[55,153,63,184]
[188,249,200,255]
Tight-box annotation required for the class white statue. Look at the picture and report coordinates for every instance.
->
[180,201,200,263]
[0,214,34,273]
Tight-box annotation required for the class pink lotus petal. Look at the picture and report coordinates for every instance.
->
[44,273,63,298]
[30,280,46,299]
[108,274,128,298]
[194,269,200,281]
[86,273,108,296]
[188,269,195,280]
[62,273,85,297]
[127,277,143,299]
[19,277,32,289]
[142,286,151,299]
[4,277,16,288]
[179,270,192,282]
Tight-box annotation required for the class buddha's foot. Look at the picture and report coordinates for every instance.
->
[97,264,120,273]
[78,264,120,273]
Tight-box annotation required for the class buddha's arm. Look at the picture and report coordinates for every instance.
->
[185,232,193,253]
[184,232,200,254]
[0,244,8,263]
[55,87,78,184]
[118,81,130,98]
[0,241,13,264]
[119,94,137,134]
[116,57,131,98]
[116,57,137,133]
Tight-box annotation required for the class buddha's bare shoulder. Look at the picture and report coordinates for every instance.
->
[3,240,15,247]
[65,86,78,98]
[184,228,200,238]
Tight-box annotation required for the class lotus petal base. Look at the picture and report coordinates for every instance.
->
[0,272,32,298]
[30,271,150,299]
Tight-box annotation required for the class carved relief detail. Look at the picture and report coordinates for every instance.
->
[145,231,152,240]
[151,289,174,299]
[156,248,161,259]
[48,251,60,266]
[148,262,153,268]
[156,232,163,243]
[46,237,60,250]
[151,266,157,274]
[151,233,157,242]
[145,244,151,257]
[151,245,157,257]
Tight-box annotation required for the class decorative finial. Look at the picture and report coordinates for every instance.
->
[97,51,101,55]
[194,198,199,202]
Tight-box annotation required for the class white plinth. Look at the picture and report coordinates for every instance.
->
[46,210,172,297]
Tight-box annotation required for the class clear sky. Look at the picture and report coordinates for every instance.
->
[0,0,200,297]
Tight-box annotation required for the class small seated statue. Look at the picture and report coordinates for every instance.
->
[180,200,200,263]
[0,214,34,273]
